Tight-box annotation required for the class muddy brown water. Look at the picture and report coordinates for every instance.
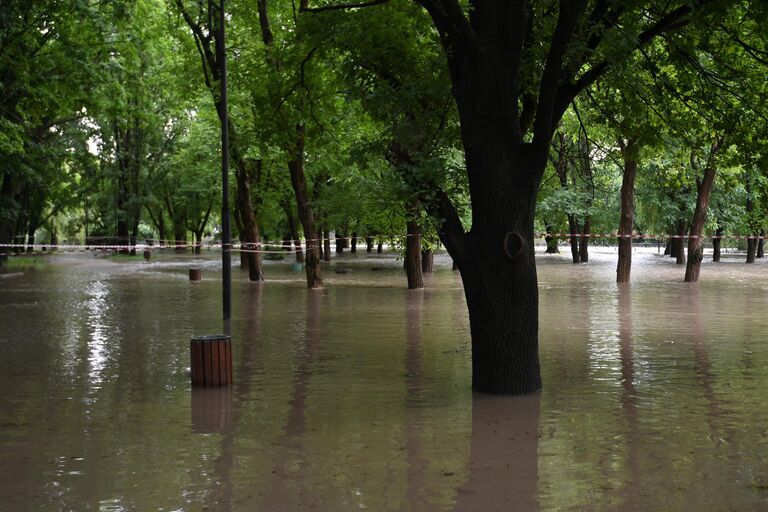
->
[1,248,767,511]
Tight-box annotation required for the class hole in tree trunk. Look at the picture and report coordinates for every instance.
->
[503,232,525,259]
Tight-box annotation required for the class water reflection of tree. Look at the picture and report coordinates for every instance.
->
[261,290,321,510]
[617,283,640,510]
[454,393,540,511]
[404,290,426,510]
[199,283,264,511]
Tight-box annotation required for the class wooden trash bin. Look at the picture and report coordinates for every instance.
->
[144,249,151,261]
[189,268,202,281]
[190,334,232,387]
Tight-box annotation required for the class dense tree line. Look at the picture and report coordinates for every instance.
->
[1,0,766,393]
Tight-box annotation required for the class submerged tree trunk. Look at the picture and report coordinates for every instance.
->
[234,158,263,281]
[323,229,331,262]
[685,152,719,282]
[350,232,357,253]
[746,237,758,263]
[287,124,321,289]
[617,140,638,283]
[567,215,580,263]
[544,223,559,254]
[366,235,374,252]
[757,230,765,259]
[405,217,423,290]
[377,240,383,253]
[712,226,723,262]
[673,220,687,265]
[283,203,304,264]
[578,218,591,263]
[335,232,344,254]
[421,248,434,273]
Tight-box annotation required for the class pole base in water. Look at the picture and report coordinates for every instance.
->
[190,335,232,387]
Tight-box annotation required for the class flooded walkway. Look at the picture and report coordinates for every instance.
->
[1,248,767,510]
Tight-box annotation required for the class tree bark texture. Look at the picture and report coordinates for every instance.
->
[712,226,723,262]
[674,220,687,265]
[578,218,591,263]
[617,141,637,283]
[323,229,331,261]
[405,217,423,290]
[684,165,717,282]
[421,248,434,273]
[287,124,322,288]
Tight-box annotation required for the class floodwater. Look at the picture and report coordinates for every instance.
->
[1,247,767,511]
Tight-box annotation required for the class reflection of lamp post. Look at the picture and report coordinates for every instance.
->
[217,0,231,322]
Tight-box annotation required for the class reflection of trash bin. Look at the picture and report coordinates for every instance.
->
[291,262,303,273]
[190,335,232,387]
[191,387,233,433]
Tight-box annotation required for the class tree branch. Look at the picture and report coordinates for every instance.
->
[300,0,390,13]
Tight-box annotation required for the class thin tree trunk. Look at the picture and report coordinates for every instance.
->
[617,141,638,283]
[674,219,687,265]
[567,214,580,263]
[758,231,765,259]
[579,218,591,263]
[377,241,383,253]
[366,235,374,252]
[712,226,723,262]
[234,158,263,281]
[544,223,559,254]
[405,215,423,290]
[287,124,321,288]
[685,164,718,282]
[323,229,331,262]
[421,248,434,273]
[350,232,357,253]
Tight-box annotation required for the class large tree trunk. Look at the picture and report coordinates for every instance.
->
[445,160,543,394]
[617,141,638,283]
[712,225,723,262]
[405,217,423,290]
[685,165,717,282]
[287,124,322,289]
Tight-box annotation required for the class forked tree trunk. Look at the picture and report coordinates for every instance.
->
[617,141,638,283]
[712,226,723,262]
[287,124,321,289]
[685,165,717,282]
[405,217,423,290]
